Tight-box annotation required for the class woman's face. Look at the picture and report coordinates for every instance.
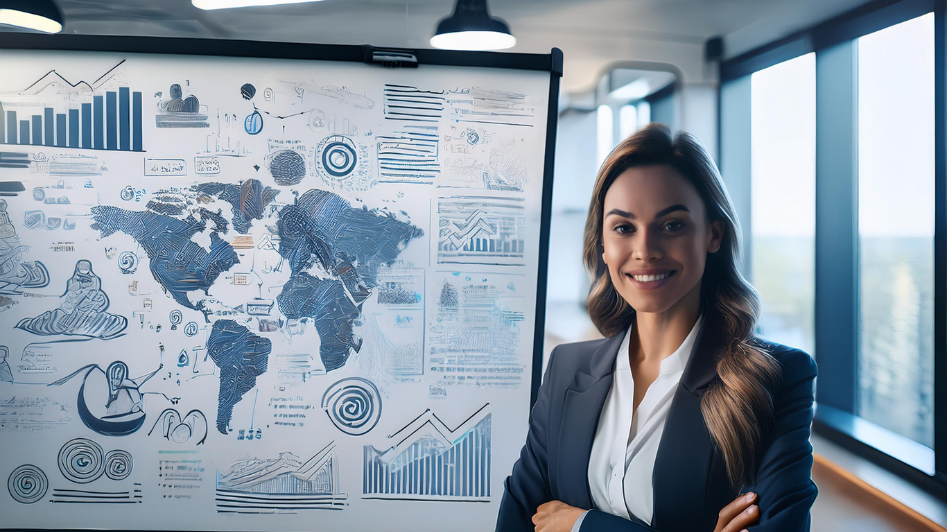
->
[601,164,723,315]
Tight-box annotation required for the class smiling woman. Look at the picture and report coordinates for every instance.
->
[496,123,818,532]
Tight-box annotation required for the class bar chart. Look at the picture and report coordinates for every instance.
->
[0,89,144,152]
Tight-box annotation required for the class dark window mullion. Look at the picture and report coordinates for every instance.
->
[933,0,947,478]
[815,40,859,414]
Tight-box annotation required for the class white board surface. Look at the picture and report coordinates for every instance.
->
[0,46,552,531]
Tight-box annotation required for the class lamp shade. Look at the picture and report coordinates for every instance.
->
[431,0,515,51]
[0,0,63,33]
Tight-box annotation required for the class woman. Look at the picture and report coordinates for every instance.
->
[496,124,818,532]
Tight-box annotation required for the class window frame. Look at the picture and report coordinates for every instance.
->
[719,0,947,499]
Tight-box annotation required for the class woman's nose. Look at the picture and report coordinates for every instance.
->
[632,228,663,261]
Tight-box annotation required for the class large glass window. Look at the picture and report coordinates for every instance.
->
[596,104,614,167]
[749,53,816,357]
[856,13,935,448]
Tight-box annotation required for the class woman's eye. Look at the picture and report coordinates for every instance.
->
[665,221,684,231]
[614,224,632,234]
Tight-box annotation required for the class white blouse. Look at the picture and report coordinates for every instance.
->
[571,311,704,531]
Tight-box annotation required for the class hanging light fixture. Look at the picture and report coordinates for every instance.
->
[431,0,515,51]
[0,0,64,33]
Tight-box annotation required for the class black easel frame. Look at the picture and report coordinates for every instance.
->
[0,33,563,531]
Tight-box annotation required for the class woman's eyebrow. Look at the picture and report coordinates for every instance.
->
[605,204,690,219]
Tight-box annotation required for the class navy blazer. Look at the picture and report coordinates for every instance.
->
[496,312,818,531]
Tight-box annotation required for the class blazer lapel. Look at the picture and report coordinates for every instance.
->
[553,331,624,509]
[651,310,730,531]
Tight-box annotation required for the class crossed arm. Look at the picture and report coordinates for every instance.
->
[496,348,819,532]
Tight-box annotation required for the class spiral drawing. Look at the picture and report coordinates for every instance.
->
[105,449,133,481]
[117,251,138,274]
[169,309,183,329]
[58,438,105,484]
[8,465,48,504]
[321,377,382,436]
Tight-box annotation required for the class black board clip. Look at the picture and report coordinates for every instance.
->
[362,45,419,68]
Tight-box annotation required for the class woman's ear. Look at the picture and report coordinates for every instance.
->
[708,219,724,253]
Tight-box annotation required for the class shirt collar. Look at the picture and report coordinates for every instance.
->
[615,310,705,376]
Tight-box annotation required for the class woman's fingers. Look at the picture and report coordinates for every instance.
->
[721,503,759,532]
[715,492,756,532]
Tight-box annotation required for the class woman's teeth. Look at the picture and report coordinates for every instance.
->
[631,272,672,282]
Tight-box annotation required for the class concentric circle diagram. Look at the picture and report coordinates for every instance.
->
[321,378,382,436]
[317,135,358,183]
[105,449,133,481]
[58,438,106,484]
[8,465,48,504]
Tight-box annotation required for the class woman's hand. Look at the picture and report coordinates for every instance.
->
[532,500,585,532]
[714,492,760,532]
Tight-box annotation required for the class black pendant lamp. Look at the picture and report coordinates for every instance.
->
[0,0,63,33]
[431,0,515,51]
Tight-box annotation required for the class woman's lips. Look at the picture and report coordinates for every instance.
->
[626,270,676,290]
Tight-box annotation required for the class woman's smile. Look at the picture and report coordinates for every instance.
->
[626,270,677,290]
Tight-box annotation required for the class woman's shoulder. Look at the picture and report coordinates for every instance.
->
[546,337,609,373]
[747,336,818,383]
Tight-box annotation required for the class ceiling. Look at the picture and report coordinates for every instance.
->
[23,0,877,93]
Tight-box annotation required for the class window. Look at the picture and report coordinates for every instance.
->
[749,53,816,356]
[619,104,637,143]
[596,104,614,168]
[856,13,935,448]
[636,101,650,129]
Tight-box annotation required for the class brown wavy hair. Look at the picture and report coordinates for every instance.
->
[582,123,781,490]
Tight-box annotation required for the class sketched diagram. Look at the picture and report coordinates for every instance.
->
[265,149,307,186]
[446,87,536,128]
[321,378,382,436]
[0,60,145,152]
[15,259,127,339]
[315,134,373,190]
[156,83,209,128]
[362,404,492,501]
[58,438,107,483]
[216,441,347,513]
[382,84,444,123]
[148,408,208,445]
[0,198,50,294]
[376,128,440,185]
[294,82,374,110]
[48,360,164,436]
[7,464,48,504]
[0,345,12,382]
[436,196,527,267]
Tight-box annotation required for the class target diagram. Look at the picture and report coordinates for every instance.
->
[317,135,358,182]
[321,377,382,436]
[58,438,106,484]
[117,251,138,274]
[105,449,133,481]
[7,465,48,504]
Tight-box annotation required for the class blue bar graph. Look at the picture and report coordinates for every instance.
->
[119,87,130,151]
[1,90,143,151]
[44,108,54,146]
[56,114,66,148]
[132,91,142,152]
[93,96,104,150]
[31,115,41,145]
[7,111,16,144]
[81,104,92,149]
[106,91,117,150]
[68,109,79,148]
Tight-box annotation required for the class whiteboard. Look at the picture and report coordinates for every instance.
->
[0,39,557,532]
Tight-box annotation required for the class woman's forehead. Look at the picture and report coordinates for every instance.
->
[604,165,702,215]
